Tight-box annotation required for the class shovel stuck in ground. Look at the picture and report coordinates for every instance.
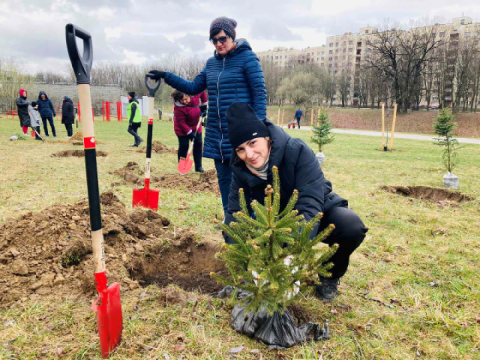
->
[132,74,161,211]
[178,116,203,175]
[66,23,122,358]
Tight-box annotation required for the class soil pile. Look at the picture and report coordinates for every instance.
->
[381,185,473,203]
[112,162,220,196]
[137,141,177,154]
[69,132,84,142]
[52,150,108,157]
[0,192,223,307]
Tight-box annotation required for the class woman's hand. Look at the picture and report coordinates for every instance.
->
[147,70,166,80]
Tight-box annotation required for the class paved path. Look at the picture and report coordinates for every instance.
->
[284,126,480,145]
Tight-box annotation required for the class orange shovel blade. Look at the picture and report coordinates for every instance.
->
[178,154,193,175]
[132,188,159,211]
[92,273,123,358]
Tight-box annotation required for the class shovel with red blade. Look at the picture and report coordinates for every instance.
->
[178,116,203,175]
[66,24,122,359]
[132,74,161,211]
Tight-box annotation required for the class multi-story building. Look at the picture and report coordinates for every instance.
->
[257,16,479,106]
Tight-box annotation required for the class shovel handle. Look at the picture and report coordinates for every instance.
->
[145,74,161,97]
[66,24,93,85]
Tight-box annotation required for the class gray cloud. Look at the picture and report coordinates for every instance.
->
[250,19,302,41]
[176,33,209,52]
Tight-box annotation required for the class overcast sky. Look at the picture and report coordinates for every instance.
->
[2,0,480,74]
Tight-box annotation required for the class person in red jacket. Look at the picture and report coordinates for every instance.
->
[172,90,207,173]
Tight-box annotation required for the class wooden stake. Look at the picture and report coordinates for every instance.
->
[381,103,385,149]
[389,103,397,152]
[311,108,314,127]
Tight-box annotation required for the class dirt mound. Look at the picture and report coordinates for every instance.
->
[52,150,108,157]
[137,141,176,154]
[0,192,221,307]
[381,185,473,203]
[70,131,84,141]
[112,162,220,196]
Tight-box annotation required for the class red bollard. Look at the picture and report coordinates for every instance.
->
[116,102,122,121]
[106,101,111,122]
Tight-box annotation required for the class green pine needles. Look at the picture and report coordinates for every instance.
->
[211,166,337,314]
[433,108,460,173]
[311,108,335,153]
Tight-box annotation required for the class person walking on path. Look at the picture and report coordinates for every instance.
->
[29,101,43,140]
[16,89,31,135]
[61,96,75,138]
[172,89,207,173]
[37,91,57,137]
[126,92,143,147]
[224,102,368,300]
[295,107,303,129]
[147,16,267,217]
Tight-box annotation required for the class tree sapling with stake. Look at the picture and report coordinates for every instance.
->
[311,108,334,164]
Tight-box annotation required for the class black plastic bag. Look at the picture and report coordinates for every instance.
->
[218,287,329,349]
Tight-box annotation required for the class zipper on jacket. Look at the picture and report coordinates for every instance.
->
[217,57,226,162]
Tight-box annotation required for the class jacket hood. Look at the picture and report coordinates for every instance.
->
[63,96,73,103]
[230,120,289,186]
[174,100,186,108]
[129,97,139,104]
[214,38,252,60]
[19,88,27,97]
[38,91,48,99]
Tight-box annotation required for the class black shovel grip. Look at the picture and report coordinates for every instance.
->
[145,74,161,97]
[66,24,93,84]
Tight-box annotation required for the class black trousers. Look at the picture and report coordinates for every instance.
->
[296,117,301,128]
[41,115,56,137]
[318,206,368,279]
[128,123,142,145]
[34,126,41,140]
[64,123,73,137]
[177,132,202,170]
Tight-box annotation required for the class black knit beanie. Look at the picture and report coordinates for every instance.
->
[128,91,135,98]
[210,17,237,40]
[31,101,37,107]
[227,102,269,150]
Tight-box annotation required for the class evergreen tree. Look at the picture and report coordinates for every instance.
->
[433,108,459,173]
[311,108,334,153]
[211,166,337,314]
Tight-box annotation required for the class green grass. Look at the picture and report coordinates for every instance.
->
[0,114,479,359]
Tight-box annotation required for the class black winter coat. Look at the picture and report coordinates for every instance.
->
[225,121,347,243]
[16,96,31,126]
[37,91,56,118]
[61,97,75,124]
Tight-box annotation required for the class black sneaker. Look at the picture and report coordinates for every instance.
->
[130,144,138,147]
[315,277,339,301]
[195,167,205,173]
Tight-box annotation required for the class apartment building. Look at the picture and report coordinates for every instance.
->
[257,16,479,106]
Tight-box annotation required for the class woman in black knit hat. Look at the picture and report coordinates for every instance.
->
[223,102,368,301]
[147,17,267,218]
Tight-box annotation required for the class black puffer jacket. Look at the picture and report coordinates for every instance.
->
[225,121,347,243]
[61,96,75,124]
[16,96,31,127]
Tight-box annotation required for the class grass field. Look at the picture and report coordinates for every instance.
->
[0,114,479,359]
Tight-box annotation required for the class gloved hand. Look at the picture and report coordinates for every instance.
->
[147,70,166,80]
[200,104,207,118]
[188,132,196,141]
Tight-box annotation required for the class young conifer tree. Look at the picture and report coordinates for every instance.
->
[433,108,459,173]
[311,109,335,153]
[211,166,337,314]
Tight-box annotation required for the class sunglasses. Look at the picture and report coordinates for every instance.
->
[210,36,229,45]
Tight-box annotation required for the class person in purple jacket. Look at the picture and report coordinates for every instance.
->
[171,90,208,173]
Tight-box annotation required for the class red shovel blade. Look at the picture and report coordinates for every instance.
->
[178,154,193,175]
[92,272,123,358]
[132,188,160,211]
